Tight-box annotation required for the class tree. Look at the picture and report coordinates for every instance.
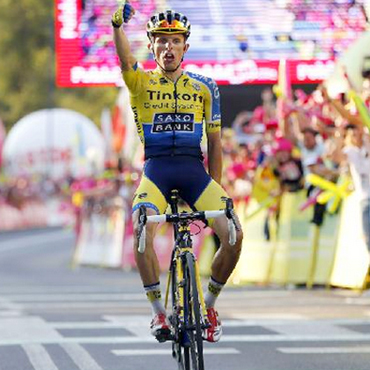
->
[0,0,116,130]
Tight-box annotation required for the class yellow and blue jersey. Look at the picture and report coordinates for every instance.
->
[122,64,221,159]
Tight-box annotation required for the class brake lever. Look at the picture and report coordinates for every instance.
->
[137,206,147,253]
[137,205,147,237]
[225,199,240,229]
[225,198,240,246]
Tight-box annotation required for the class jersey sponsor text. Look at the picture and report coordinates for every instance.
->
[152,113,195,133]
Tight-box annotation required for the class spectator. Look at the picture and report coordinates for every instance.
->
[341,124,370,251]
[322,80,370,251]
[270,137,304,193]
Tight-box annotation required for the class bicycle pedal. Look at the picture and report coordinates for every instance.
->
[154,328,173,343]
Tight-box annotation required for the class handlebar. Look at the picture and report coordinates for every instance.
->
[137,199,239,253]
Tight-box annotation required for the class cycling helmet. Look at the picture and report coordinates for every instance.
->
[147,10,191,39]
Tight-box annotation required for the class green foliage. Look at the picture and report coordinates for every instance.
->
[0,0,117,130]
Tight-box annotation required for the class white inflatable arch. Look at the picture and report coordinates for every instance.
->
[3,108,106,179]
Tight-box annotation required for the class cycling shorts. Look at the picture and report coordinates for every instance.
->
[132,156,229,215]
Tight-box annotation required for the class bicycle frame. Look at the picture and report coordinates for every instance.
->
[164,191,208,331]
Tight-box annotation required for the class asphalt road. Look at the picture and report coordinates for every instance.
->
[0,227,370,370]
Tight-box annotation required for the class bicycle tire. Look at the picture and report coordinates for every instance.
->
[170,259,186,370]
[183,252,204,370]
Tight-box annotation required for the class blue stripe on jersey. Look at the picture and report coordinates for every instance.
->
[185,71,221,122]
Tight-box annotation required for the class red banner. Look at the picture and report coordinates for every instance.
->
[57,56,335,87]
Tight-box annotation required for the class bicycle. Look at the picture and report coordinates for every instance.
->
[137,189,238,370]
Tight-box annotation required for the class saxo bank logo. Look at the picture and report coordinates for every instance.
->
[152,113,195,133]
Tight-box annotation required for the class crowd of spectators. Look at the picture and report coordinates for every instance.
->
[80,0,157,65]
[0,175,71,230]
[79,0,369,64]
[221,74,370,244]
[0,162,141,232]
[233,0,369,59]
[0,175,62,208]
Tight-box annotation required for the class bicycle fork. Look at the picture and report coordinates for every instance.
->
[164,250,208,344]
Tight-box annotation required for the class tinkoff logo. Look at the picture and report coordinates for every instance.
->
[147,90,203,103]
[152,113,194,133]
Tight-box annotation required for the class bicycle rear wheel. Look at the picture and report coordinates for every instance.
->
[183,252,204,370]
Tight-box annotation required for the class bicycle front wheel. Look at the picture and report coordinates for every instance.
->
[183,252,204,370]
[170,258,185,370]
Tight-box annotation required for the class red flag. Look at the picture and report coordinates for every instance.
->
[111,104,126,153]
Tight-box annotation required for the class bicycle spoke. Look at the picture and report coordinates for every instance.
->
[183,252,204,370]
[170,259,187,370]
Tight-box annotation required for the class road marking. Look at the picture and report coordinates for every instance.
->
[0,317,62,342]
[0,298,24,317]
[266,322,355,337]
[0,286,137,294]
[62,343,104,370]
[17,301,149,309]
[22,344,59,370]
[346,297,370,305]
[47,318,370,330]
[51,322,131,329]
[51,316,151,337]
[0,311,23,317]
[223,318,309,326]
[0,287,292,298]
[4,293,145,302]
[1,334,370,346]
[221,334,370,343]
[2,292,293,302]
[228,313,307,320]
[215,291,293,298]
[0,291,294,301]
[278,346,370,354]
[112,348,240,356]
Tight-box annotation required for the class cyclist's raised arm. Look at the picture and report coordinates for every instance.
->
[112,3,137,71]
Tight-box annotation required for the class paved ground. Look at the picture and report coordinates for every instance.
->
[0,227,370,370]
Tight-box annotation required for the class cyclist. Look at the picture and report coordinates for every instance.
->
[112,2,243,343]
